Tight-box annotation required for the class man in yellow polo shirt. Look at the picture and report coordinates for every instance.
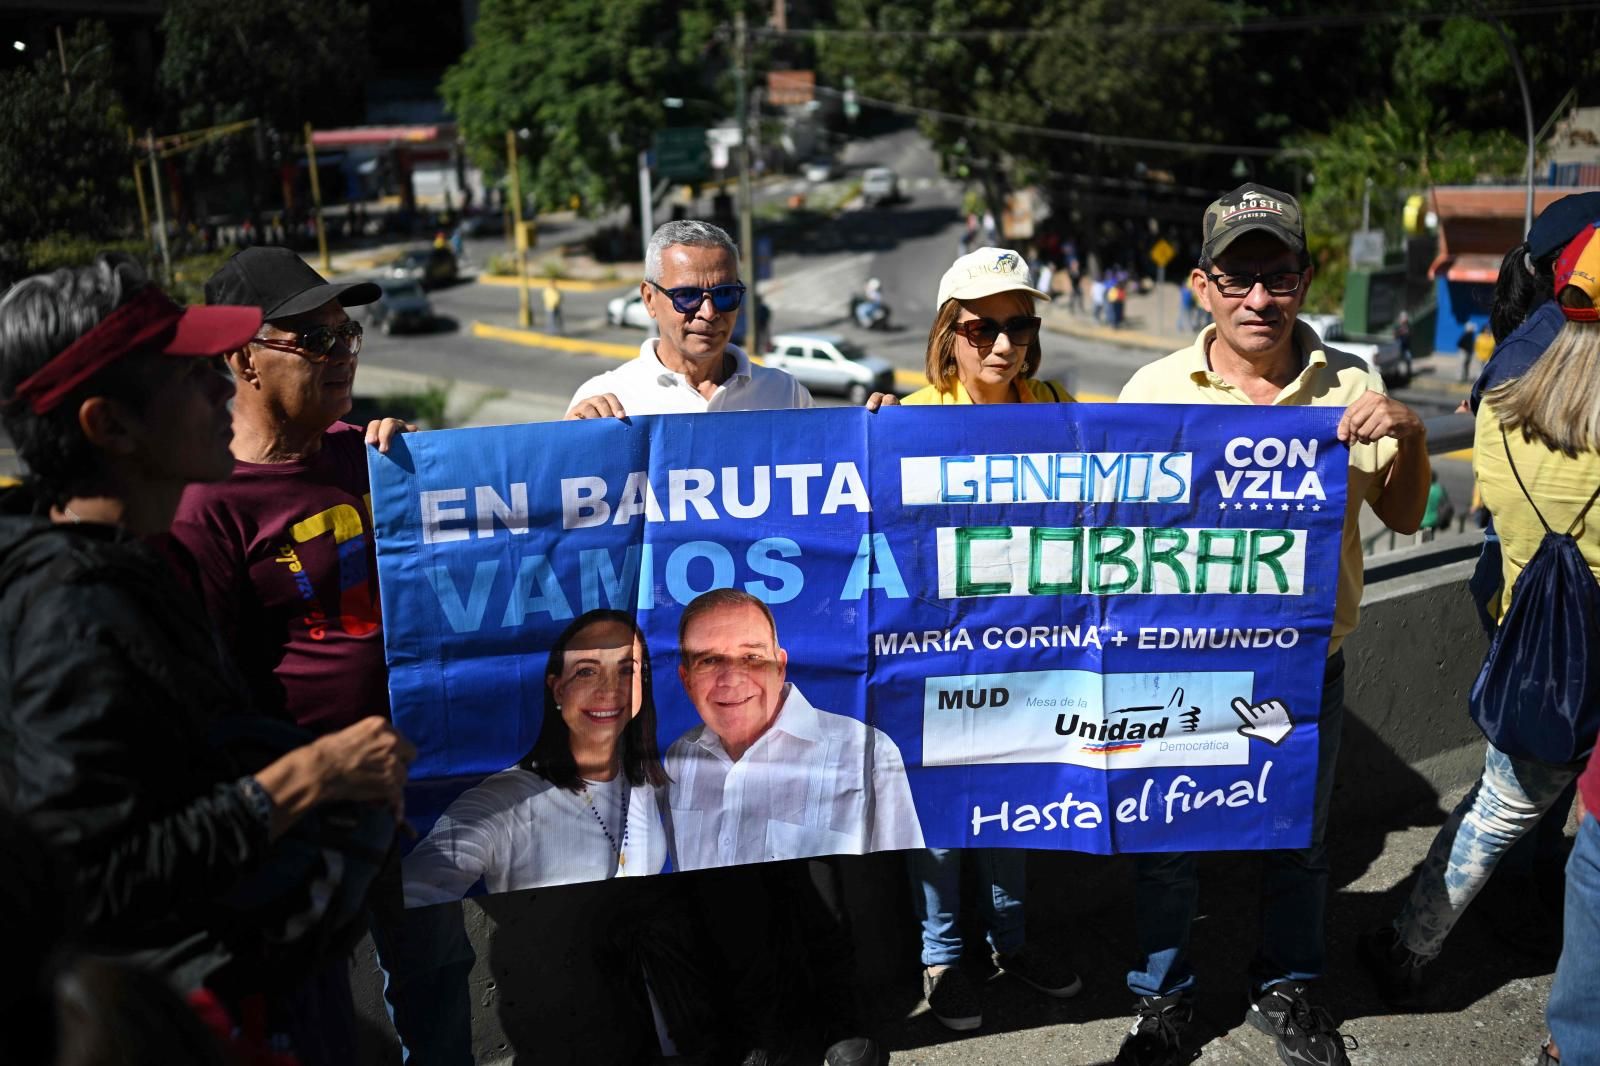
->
[1113,183,1430,1066]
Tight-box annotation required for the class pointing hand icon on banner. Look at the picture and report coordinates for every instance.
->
[1231,696,1296,745]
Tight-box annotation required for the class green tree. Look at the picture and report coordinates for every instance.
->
[441,0,735,216]
[157,0,369,183]
[0,21,133,274]
[1288,15,1526,309]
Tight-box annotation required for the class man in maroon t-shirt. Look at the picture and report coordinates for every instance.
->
[173,246,474,1065]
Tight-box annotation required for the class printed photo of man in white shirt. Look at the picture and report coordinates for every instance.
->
[664,588,924,870]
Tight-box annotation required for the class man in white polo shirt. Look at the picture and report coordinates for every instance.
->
[565,220,811,418]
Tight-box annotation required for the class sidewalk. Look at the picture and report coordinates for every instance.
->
[870,780,1567,1066]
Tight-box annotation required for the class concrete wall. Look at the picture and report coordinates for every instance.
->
[352,541,1496,1065]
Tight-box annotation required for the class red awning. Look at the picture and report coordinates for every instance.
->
[310,125,457,148]
[1430,252,1504,284]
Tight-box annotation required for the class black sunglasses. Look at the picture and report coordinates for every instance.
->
[952,315,1042,351]
[252,320,364,361]
[649,280,746,315]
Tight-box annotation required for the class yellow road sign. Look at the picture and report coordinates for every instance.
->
[1150,238,1176,269]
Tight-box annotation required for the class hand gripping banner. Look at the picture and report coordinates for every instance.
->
[369,403,1348,905]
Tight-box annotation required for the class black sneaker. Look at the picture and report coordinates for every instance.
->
[1115,992,1198,1066]
[993,944,1084,998]
[923,964,982,1031]
[1245,981,1357,1066]
[1356,925,1430,1009]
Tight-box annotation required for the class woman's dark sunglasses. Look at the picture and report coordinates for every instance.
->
[649,280,747,315]
[952,315,1042,350]
[251,321,364,362]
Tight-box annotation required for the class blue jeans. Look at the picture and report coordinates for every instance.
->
[1548,813,1600,1063]
[1394,744,1582,957]
[1127,652,1345,997]
[368,868,478,1066]
[909,848,1027,966]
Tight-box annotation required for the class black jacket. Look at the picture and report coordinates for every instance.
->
[0,487,268,973]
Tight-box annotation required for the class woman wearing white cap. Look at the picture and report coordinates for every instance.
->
[873,246,1074,408]
[871,247,1080,1032]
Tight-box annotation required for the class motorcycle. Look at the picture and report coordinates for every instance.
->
[848,295,891,331]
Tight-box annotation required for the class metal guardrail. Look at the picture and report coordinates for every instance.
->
[1423,411,1475,454]
[1360,411,1479,557]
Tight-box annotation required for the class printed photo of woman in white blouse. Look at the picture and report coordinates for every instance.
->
[403,609,669,903]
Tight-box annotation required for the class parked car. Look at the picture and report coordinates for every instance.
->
[1301,313,1406,385]
[360,278,434,335]
[606,292,653,329]
[764,332,895,405]
[384,246,458,289]
[802,157,840,183]
[456,211,506,238]
[860,167,900,206]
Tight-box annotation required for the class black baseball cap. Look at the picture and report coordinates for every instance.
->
[1527,191,1600,262]
[1201,183,1306,262]
[204,246,379,322]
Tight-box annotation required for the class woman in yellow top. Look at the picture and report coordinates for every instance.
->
[883,245,1074,407]
[1365,223,1600,1038]
[874,247,1081,1033]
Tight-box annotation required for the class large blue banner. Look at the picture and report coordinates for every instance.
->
[370,404,1348,905]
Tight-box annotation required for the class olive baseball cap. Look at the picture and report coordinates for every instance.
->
[1201,183,1306,262]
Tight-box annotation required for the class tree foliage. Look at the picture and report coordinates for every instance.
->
[157,0,370,174]
[0,21,133,271]
[441,0,736,215]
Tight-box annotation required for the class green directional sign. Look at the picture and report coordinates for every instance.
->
[654,127,710,183]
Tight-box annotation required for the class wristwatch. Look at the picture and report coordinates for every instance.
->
[236,775,274,829]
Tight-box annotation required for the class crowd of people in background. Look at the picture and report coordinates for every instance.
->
[3,179,1599,1066]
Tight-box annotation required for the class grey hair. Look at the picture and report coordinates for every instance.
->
[0,254,147,393]
[644,220,740,283]
[0,253,162,509]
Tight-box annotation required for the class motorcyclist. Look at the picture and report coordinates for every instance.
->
[853,277,889,329]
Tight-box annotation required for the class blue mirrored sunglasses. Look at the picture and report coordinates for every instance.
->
[649,280,746,315]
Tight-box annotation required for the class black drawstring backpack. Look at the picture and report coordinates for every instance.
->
[1468,426,1600,765]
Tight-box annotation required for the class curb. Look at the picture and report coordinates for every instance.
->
[477,274,633,293]
[471,322,639,360]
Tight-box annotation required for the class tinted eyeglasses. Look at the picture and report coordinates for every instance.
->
[1204,270,1306,298]
[251,321,364,361]
[952,315,1042,351]
[649,280,747,315]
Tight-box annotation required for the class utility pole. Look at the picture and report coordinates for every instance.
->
[304,123,331,274]
[145,129,171,284]
[638,148,653,264]
[129,128,150,241]
[506,130,532,328]
[55,26,69,97]
[1486,15,1537,233]
[734,11,761,351]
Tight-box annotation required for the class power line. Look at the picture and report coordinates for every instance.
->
[811,83,1311,159]
[754,2,1600,40]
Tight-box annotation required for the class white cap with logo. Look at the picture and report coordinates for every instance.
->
[936,247,1049,308]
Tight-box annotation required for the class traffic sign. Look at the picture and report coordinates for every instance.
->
[1149,238,1176,269]
[653,128,709,183]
